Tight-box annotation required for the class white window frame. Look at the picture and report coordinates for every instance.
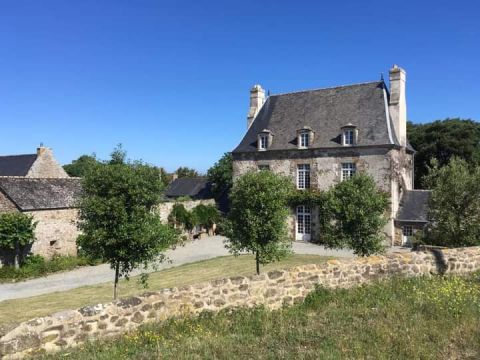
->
[259,134,268,150]
[343,129,354,146]
[297,164,311,189]
[296,205,312,241]
[341,162,356,181]
[300,132,310,148]
[402,225,413,237]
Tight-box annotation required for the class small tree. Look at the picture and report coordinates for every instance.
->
[77,148,180,299]
[319,174,389,256]
[0,213,37,269]
[423,157,480,247]
[207,152,233,200]
[168,203,195,234]
[226,171,294,274]
[192,204,220,234]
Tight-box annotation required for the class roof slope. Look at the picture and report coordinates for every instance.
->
[165,178,213,200]
[0,154,37,176]
[234,81,397,153]
[0,178,82,211]
[396,190,432,223]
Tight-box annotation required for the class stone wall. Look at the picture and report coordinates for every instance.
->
[0,191,18,213]
[26,148,69,179]
[27,209,79,259]
[2,246,480,359]
[156,199,216,223]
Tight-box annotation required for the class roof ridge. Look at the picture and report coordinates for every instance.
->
[0,153,37,158]
[269,80,383,97]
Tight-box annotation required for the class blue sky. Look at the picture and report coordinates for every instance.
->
[0,0,479,172]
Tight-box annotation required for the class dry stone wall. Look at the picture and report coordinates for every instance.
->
[2,246,480,359]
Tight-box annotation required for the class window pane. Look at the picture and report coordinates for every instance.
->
[297,164,311,189]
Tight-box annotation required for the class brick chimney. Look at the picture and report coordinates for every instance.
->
[247,84,266,129]
[388,65,407,147]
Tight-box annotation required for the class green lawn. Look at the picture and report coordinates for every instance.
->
[0,254,330,334]
[42,273,480,360]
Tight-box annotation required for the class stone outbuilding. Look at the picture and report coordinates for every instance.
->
[394,190,431,246]
[233,65,425,246]
[0,147,81,264]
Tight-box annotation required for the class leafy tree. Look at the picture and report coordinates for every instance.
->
[77,147,180,299]
[408,119,480,188]
[0,213,37,269]
[192,204,220,234]
[226,171,294,274]
[63,154,99,177]
[168,203,195,233]
[207,153,233,200]
[319,174,389,257]
[423,157,480,247]
[175,167,199,178]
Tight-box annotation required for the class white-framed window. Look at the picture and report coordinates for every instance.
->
[258,164,270,171]
[341,162,356,181]
[300,132,310,148]
[402,225,413,237]
[259,134,268,150]
[343,129,354,146]
[296,205,312,236]
[297,164,311,189]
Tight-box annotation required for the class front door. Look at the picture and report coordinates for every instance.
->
[296,205,311,241]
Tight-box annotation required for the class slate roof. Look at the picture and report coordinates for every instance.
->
[165,178,213,200]
[0,154,37,176]
[0,178,82,211]
[396,190,432,223]
[233,81,404,153]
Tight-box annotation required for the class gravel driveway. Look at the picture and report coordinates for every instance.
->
[0,236,406,302]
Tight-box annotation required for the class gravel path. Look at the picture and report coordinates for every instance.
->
[0,236,405,302]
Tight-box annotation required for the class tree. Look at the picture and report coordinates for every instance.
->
[423,157,480,247]
[226,171,294,274]
[168,203,195,233]
[63,154,99,177]
[0,213,37,269]
[319,174,389,257]
[77,147,180,299]
[175,167,199,178]
[192,204,220,234]
[407,119,480,188]
[207,153,233,200]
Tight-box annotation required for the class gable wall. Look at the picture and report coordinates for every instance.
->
[27,148,69,178]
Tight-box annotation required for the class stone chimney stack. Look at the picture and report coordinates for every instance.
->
[388,65,407,147]
[247,84,266,129]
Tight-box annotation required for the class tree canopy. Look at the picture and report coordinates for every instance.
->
[63,154,99,177]
[407,119,480,188]
[319,174,389,256]
[175,167,200,178]
[207,152,233,201]
[77,147,180,299]
[226,171,294,274]
[423,157,480,247]
[0,213,37,269]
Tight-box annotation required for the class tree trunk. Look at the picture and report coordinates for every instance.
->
[255,250,260,275]
[14,240,20,270]
[113,262,120,300]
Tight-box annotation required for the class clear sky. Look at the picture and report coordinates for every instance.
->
[1,0,479,172]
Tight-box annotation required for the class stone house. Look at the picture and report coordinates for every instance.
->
[0,147,81,263]
[232,65,423,246]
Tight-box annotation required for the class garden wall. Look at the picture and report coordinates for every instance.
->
[2,246,480,359]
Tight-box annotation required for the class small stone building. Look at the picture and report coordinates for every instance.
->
[394,190,431,246]
[0,147,81,264]
[232,65,425,246]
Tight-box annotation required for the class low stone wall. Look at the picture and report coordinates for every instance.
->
[2,246,480,358]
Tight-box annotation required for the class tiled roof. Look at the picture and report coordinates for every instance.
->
[396,190,432,223]
[233,81,403,153]
[0,154,37,176]
[165,178,213,200]
[0,178,82,211]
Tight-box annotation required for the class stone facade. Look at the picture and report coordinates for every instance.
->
[25,147,69,179]
[0,191,17,213]
[1,246,480,358]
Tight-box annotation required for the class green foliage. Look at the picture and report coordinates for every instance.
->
[423,157,480,247]
[288,189,325,207]
[226,171,294,273]
[175,167,200,178]
[168,203,195,232]
[319,174,389,256]
[77,147,181,298]
[63,154,99,177]
[175,195,193,202]
[0,212,37,268]
[408,119,480,188]
[207,152,233,200]
[192,204,220,229]
[0,255,97,283]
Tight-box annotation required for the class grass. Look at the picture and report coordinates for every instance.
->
[43,273,480,360]
[0,255,99,283]
[0,254,329,333]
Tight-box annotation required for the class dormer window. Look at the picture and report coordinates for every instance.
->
[297,126,314,149]
[341,124,357,146]
[257,129,272,151]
